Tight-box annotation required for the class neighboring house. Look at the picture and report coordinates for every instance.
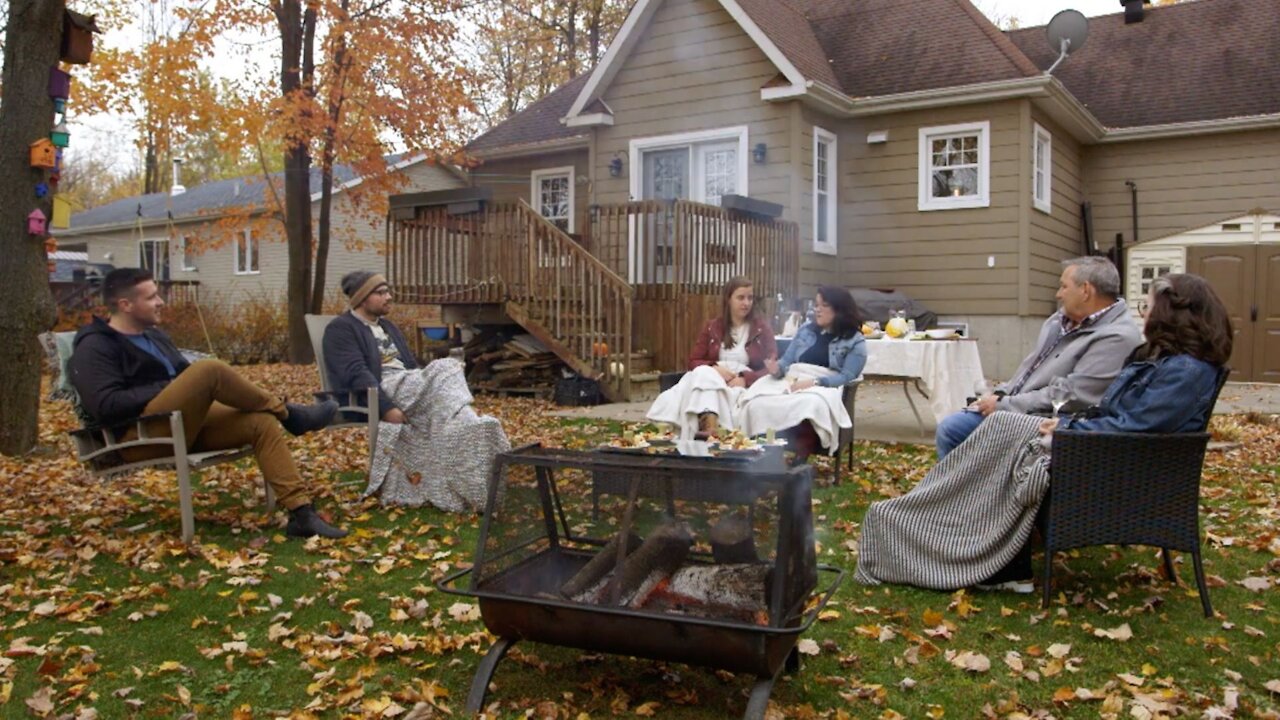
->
[57,156,467,306]
[390,0,1279,392]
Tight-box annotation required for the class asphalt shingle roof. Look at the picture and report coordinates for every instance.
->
[1006,0,1280,128]
[465,74,591,153]
[69,160,387,231]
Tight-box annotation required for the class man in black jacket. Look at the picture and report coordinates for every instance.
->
[68,268,347,539]
[322,271,418,424]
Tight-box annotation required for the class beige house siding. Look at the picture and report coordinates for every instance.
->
[840,100,1025,316]
[1027,107,1085,317]
[471,150,591,233]
[793,104,849,294]
[80,161,465,306]
[589,0,793,215]
[1083,128,1280,253]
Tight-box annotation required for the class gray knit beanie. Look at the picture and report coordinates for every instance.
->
[341,270,387,309]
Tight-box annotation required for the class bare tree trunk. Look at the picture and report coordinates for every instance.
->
[311,0,349,314]
[0,0,62,455]
[279,0,316,363]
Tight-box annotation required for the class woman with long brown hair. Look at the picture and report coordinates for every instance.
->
[854,273,1232,593]
[645,276,777,437]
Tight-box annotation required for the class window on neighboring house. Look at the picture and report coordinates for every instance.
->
[918,121,990,211]
[530,167,574,233]
[138,239,171,281]
[813,126,837,255]
[1032,123,1052,214]
[235,229,259,275]
[1139,265,1173,296]
[178,236,197,271]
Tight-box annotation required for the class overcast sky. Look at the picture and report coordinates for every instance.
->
[70,0,1136,181]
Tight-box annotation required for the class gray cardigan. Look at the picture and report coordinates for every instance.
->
[996,301,1143,414]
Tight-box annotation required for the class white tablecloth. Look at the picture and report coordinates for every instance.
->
[862,339,986,422]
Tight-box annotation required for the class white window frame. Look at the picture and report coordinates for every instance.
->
[530,166,575,233]
[813,126,838,256]
[917,121,990,211]
[1032,122,1052,214]
[234,229,259,275]
[178,235,197,271]
[628,125,750,203]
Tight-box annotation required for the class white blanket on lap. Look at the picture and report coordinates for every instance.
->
[645,365,745,439]
[737,363,851,454]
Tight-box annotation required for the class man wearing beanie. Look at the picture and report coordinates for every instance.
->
[324,270,509,512]
[68,268,348,539]
[323,271,418,424]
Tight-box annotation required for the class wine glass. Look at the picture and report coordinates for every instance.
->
[1047,378,1074,416]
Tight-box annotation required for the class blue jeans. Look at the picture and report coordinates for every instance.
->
[935,409,985,460]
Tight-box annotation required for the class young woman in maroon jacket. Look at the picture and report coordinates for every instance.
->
[646,276,778,436]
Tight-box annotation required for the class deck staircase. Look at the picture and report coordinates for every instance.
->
[390,201,635,401]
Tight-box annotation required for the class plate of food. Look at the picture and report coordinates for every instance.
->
[604,435,650,450]
[863,330,886,340]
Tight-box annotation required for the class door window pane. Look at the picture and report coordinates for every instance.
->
[643,148,689,201]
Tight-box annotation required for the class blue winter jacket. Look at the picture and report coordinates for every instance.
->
[1062,354,1223,434]
[777,322,868,388]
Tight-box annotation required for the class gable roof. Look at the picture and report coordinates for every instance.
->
[66,154,460,233]
[466,74,591,154]
[1007,0,1280,128]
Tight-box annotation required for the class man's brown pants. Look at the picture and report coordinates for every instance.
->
[121,359,310,510]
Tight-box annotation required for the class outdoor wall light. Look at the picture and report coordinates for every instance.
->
[608,155,624,178]
[752,142,767,164]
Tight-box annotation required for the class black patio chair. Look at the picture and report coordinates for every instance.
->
[1041,367,1229,616]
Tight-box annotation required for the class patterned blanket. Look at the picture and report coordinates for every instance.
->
[854,411,1050,589]
[364,359,509,512]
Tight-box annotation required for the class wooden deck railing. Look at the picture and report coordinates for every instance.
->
[388,201,633,399]
[590,199,798,301]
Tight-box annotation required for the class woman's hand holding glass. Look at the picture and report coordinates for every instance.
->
[764,357,781,377]
[1038,417,1060,436]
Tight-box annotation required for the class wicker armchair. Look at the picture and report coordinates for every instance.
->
[1041,367,1228,616]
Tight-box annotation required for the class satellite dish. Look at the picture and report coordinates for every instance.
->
[1045,9,1088,75]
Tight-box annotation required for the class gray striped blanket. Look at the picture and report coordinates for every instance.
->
[854,411,1051,590]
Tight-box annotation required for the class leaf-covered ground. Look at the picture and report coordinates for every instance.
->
[1,364,1277,719]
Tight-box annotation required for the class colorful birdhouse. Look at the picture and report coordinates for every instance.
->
[51,197,71,229]
[35,183,49,199]
[29,139,57,169]
[28,209,48,236]
[44,237,58,255]
[48,66,71,100]
[50,120,70,148]
[60,10,100,65]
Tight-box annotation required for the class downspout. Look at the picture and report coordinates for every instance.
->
[1123,180,1138,296]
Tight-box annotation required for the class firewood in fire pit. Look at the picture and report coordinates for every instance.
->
[605,521,693,606]
[709,513,759,565]
[559,531,641,599]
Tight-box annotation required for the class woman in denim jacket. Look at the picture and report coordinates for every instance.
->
[855,274,1232,593]
[760,286,867,459]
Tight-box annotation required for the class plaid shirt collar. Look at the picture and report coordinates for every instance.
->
[1059,300,1120,333]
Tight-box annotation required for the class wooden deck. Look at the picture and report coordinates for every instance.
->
[386,197,798,400]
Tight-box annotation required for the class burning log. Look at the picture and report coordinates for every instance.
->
[605,521,692,606]
[709,513,759,565]
[631,564,772,625]
[559,531,641,599]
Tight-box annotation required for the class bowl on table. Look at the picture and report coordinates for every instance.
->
[924,328,958,340]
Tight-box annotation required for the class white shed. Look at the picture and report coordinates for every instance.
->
[1125,210,1280,383]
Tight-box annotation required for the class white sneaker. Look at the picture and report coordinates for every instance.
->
[975,580,1035,594]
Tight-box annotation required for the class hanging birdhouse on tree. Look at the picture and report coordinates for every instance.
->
[30,139,57,169]
[51,197,71,229]
[60,10,100,65]
[35,183,50,199]
[28,209,48,236]
[50,120,70,148]
[48,66,72,100]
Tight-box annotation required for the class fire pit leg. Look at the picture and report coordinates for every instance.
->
[743,673,780,720]
[465,637,516,714]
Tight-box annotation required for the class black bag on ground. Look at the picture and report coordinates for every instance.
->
[555,375,602,406]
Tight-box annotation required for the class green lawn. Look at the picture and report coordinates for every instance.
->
[1,368,1277,718]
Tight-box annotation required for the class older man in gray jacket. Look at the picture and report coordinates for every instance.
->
[935,256,1142,459]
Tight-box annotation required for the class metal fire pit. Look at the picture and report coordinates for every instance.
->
[438,444,843,719]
